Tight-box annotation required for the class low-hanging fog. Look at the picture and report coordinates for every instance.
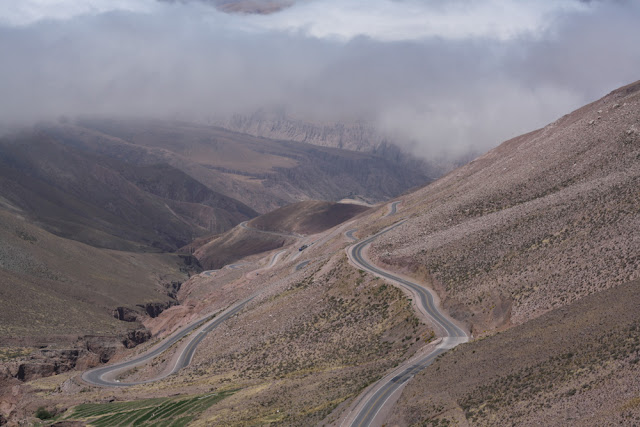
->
[1,0,639,159]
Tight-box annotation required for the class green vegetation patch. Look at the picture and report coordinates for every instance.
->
[0,347,32,361]
[67,390,236,426]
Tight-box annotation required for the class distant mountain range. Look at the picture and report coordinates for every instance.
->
[0,119,429,252]
[160,0,295,15]
[0,117,429,343]
[209,110,458,177]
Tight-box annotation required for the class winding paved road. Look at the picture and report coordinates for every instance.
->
[343,219,467,427]
[295,260,311,271]
[387,201,400,216]
[82,298,253,387]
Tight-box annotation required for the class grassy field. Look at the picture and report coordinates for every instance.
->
[59,390,236,426]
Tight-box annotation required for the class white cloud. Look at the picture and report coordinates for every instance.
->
[1,0,591,42]
[0,0,638,160]
[0,0,158,26]
[225,0,590,41]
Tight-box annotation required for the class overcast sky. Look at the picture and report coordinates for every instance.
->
[1,0,639,158]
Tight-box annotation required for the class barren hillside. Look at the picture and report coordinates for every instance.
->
[211,111,453,177]
[389,279,640,426]
[56,118,430,213]
[367,80,640,335]
[0,132,256,251]
[195,200,369,269]
[5,208,430,425]
[0,209,197,340]
[193,225,293,270]
[248,200,370,235]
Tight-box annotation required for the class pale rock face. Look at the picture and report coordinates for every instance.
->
[211,112,387,152]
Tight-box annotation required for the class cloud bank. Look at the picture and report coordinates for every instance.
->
[1,0,639,158]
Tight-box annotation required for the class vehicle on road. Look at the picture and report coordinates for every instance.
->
[298,244,308,251]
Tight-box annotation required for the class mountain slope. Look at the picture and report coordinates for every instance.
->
[334,80,640,425]
[0,132,257,251]
[194,201,369,269]
[52,118,430,213]
[210,111,453,176]
[8,81,639,427]
[389,279,640,426]
[248,200,370,235]
[0,208,196,340]
[365,80,640,334]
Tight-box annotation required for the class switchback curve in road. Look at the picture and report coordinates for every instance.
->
[387,201,400,216]
[343,219,467,427]
[82,297,253,387]
[345,229,358,241]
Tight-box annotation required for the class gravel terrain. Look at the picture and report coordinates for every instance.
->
[369,81,640,335]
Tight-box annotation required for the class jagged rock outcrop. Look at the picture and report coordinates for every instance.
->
[122,329,152,349]
[165,281,183,299]
[6,349,81,382]
[137,301,177,319]
[114,300,177,323]
[81,336,120,364]
[212,112,389,152]
[112,307,138,322]
[0,329,153,385]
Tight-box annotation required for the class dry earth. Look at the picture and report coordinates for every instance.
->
[193,201,369,270]
[54,118,430,214]
[368,80,640,336]
[10,209,433,426]
[248,201,370,235]
[0,208,197,423]
[193,225,294,270]
[0,132,257,251]
[387,279,640,426]
[0,209,191,339]
[209,110,459,178]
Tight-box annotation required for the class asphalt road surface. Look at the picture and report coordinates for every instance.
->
[345,220,467,427]
[387,201,400,216]
[82,298,253,387]
[295,260,310,270]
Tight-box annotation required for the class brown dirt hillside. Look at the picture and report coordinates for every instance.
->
[189,254,429,426]
[194,200,369,269]
[248,200,370,235]
[53,118,429,213]
[194,224,293,270]
[0,132,257,251]
[210,111,452,175]
[27,242,428,427]
[0,208,194,339]
[367,80,640,335]
[7,82,639,427]
[388,279,640,426]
